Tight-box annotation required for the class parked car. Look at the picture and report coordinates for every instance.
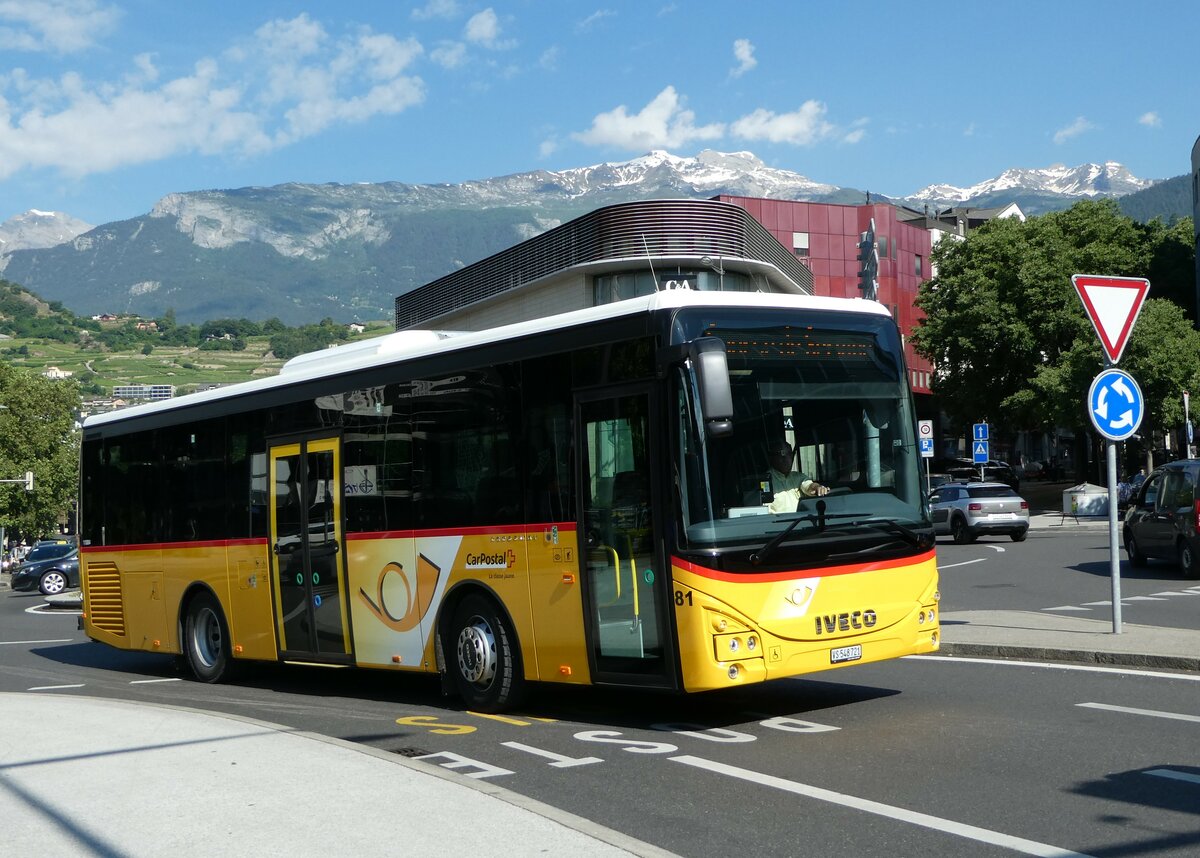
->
[929,458,1020,491]
[1123,459,1200,578]
[12,541,75,568]
[10,547,79,595]
[928,481,1030,543]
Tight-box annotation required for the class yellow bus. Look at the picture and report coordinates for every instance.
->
[80,291,939,711]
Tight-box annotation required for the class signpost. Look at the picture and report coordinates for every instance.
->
[918,419,933,493]
[971,422,989,479]
[1073,274,1150,634]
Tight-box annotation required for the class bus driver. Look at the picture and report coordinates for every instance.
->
[767,441,828,513]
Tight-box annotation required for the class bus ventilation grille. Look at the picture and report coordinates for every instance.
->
[85,561,126,636]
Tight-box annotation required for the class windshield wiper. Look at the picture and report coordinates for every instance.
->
[750,509,931,565]
[846,517,934,550]
[750,500,857,565]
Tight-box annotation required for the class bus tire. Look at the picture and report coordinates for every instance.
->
[184,590,234,683]
[449,592,525,713]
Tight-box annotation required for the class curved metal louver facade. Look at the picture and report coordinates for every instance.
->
[395,199,812,329]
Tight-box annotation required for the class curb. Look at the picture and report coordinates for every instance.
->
[939,642,1200,672]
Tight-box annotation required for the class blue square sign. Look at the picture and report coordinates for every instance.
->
[972,440,989,464]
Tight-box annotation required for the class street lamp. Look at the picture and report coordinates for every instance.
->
[700,255,724,291]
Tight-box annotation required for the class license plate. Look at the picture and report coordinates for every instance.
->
[830,644,862,664]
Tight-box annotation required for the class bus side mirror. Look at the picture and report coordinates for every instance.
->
[689,338,734,438]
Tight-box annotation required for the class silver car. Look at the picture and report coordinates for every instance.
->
[929,481,1030,543]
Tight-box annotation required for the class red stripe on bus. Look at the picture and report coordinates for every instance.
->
[347,521,577,540]
[83,537,268,553]
[672,549,935,583]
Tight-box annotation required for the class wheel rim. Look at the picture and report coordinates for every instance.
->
[42,572,66,594]
[456,615,497,688]
[1181,544,1193,573]
[191,606,222,669]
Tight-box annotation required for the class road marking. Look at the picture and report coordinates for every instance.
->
[1077,702,1200,723]
[1151,591,1199,597]
[26,604,82,616]
[1146,768,1200,785]
[1042,606,1091,612]
[984,545,1007,553]
[0,638,73,645]
[413,750,512,779]
[1122,595,1167,601]
[909,655,1200,682]
[501,741,603,768]
[28,684,85,691]
[129,678,182,685]
[670,755,1093,857]
[936,559,986,569]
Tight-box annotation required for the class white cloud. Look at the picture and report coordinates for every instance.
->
[539,136,558,158]
[571,86,724,150]
[1053,116,1094,144]
[0,14,426,180]
[411,0,459,21]
[464,8,514,49]
[730,101,835,146]
[576,10,616,33]
[730,39,756,78]
[1138,111,1161,128]
[539,46,560,71]
[963,122,976,137]
[0,0,120,54]
[431,41,467,69]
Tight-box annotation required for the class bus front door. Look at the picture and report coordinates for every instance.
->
[269,438,353,661]
[578,388,675,687]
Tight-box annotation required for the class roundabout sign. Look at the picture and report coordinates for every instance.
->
[1087,368,1143,441]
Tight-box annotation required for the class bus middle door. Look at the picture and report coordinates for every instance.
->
[577,386,676,688]
[269,437,353,661]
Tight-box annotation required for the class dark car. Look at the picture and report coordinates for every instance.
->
[1123,460,1200,578]
[10,548,80,595]
[929,481,1030,543]
[930,458,1020,491]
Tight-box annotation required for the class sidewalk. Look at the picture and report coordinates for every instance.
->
[0,693,674,858]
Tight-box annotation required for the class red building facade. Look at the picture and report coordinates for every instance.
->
[718,196,934,397]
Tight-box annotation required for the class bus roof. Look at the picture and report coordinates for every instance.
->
[83,290,890,429]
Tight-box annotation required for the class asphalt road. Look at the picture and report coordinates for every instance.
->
[934,528,1200,632]
[4,580,1199,857]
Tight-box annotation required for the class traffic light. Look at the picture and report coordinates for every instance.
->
[24,470,33,491]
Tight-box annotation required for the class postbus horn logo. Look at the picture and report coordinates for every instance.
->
[358,556,442,632]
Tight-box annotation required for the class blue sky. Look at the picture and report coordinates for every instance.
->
[1,0,1197,225]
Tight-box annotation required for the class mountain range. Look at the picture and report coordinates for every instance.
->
[0,150,1183,324]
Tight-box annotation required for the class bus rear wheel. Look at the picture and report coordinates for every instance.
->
[184,591,233,683]
[450,593,525,712]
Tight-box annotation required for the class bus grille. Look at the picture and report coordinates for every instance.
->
[85,561,126,636]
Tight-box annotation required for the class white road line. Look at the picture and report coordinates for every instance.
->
[1122,595,1167,601]
[28,684,85,691]
[984,545,1007,553]
[936,558,987,569]
[1150,591,1197,597]
[670,755,1092,857]
[1146,769,1200,785]
[1042,606,1091,612]
[0,639,73,645]
[1077,702,1200,723]
[908,655,1200,682]
[129,678,182,685]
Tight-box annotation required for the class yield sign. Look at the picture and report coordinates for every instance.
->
[1072,274,1150,364]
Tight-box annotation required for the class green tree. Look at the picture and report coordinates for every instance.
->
[912,200,1198,450]
[0,364,79,539]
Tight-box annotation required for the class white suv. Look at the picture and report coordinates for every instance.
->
[929,481,1030,543]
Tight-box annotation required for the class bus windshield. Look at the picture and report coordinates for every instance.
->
[671,308,930,560]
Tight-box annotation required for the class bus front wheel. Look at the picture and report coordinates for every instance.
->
[449,593,525,712]
[184,591,233,683]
